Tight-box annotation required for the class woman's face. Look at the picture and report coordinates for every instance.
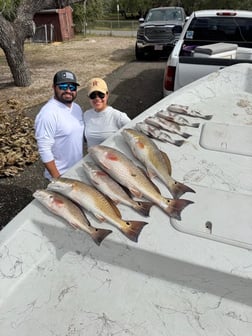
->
[89,91,108,112]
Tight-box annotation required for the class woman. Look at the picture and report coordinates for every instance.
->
[83,77,131,149]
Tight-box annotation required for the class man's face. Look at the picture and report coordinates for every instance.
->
[54,83,77,105]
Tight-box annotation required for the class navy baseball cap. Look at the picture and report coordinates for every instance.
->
[53,70,80,86]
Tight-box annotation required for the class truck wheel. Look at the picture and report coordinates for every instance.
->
[135,43,145,61]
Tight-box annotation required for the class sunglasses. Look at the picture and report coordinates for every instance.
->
[57,83,77,91]
[89,91,106,99]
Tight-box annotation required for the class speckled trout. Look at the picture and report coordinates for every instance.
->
[145,116,191,139]
[89,145,194,220]
[33,189,112,246]
[122,128,195,199]
[136,122,184,146]
[47,177,148,242]
[167,104,213,120]
[82,161,153,216]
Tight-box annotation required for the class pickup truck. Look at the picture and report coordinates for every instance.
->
[163,9,252,95]
[135,6,186,60]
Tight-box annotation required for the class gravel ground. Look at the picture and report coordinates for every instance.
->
[0,36,166,229]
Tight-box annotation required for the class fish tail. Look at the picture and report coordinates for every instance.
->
[181,132,191,139]
[164,198,194,220]
[133,201,153,216]
[91,228,113,246]
[191,123,200,128]
[122,220,148,242]
[203,115,213,120]
[169,181,195,199]
[174,140,184,147]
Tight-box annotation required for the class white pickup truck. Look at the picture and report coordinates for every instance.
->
[163,9,252,95]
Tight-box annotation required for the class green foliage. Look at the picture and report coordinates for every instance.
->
[0,0,20,20]
[73,0,105,32]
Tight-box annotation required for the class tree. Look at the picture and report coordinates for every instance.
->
[0,0,82,87]
[73,0,104,33]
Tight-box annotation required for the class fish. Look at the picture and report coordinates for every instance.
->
[47,177,148,243]
[122,128,195,199]
[89,145,194,221]
[145,116,191,139]
[33,189,112,246]
[167,104,213,120]
[135,122,184,146]
[156,110,200,128]
[82,161,153,216]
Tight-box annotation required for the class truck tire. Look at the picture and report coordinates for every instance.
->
[135,43,145,61]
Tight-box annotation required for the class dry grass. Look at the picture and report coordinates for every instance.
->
[0,35,135,108]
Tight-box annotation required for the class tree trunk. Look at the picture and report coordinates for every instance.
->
[0,15,31,86]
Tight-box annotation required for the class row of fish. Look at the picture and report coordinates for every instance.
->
[33,104,206,245]
[135,104,213,146]
[33,128,195,246]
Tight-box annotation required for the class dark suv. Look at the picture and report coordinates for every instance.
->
[135,7,187,60]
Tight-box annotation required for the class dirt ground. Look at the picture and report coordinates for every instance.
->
[0,35,135,108]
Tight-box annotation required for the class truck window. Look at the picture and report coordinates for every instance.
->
[184,17,252,48]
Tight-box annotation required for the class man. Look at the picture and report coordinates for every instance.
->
[35,70,84,180]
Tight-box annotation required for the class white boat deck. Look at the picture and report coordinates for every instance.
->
[1,63,252,335]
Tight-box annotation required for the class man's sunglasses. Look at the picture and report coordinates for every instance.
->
[57,83,77,91]
[89,91,106,99]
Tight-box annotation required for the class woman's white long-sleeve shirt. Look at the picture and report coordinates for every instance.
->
[83,106,130,148]
[35,98,84,179]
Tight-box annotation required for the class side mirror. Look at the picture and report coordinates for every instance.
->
[139,18,144,23]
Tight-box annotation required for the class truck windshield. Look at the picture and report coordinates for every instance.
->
[146,8,183,22]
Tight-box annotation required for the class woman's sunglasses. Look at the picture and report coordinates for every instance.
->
[57,83,77,91]
[89,91,106,100]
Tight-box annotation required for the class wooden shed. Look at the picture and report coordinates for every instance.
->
[33,6,75,42]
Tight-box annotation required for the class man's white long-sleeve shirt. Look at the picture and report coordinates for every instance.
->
[35,98,84,179]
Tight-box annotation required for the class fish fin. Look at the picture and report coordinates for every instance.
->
[129,187,143,199]
[91,228,113,246]
[102,194,122,218]
[147,167,157,179]
[68,221,79,230]
[160,151,172,175]
[169,180,196,198]
[163,198,194,220]
[94,214,106,222]
[181,132,192,139]
[133,201,153,217]
[122,220,148,242]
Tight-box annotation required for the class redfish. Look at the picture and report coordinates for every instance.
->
[82,161,153,216]
[122,128,195,199]
[89,145,193,220]
[47,177,148,242]
[33,189,112,246]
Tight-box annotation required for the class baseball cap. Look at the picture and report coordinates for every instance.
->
[53,70,80,86]
[87,78,108,96]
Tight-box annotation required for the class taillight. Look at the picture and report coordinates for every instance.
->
[216,11,237,16]
[164,66,176,91]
